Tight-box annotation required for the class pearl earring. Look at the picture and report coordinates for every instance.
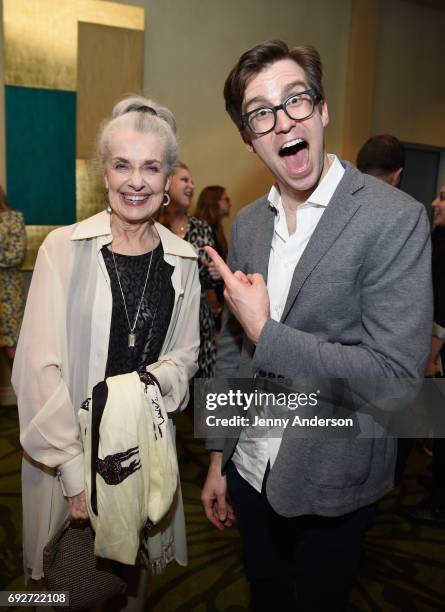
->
[104,189,112,214]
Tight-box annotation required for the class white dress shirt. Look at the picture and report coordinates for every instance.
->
[232,154,345,492]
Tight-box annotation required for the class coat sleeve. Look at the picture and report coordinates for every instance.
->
[214,217,244,377]
[205,218,245,452]
[253,203,433,380]
[146,259,201,413]
[12,244,84,497]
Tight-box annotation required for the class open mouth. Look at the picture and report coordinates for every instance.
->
[279,138,307,156]
[278,138,309,175]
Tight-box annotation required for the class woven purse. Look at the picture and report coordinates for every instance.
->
[43,520,126,610]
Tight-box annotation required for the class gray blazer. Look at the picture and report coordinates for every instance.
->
[210,161,433,517]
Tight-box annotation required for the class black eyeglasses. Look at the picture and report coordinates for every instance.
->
[241,88,320,135]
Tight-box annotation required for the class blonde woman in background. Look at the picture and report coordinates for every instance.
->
[160,163,217,377]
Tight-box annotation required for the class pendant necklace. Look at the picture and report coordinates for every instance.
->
[175,216,188,237]
[110,244,154,348]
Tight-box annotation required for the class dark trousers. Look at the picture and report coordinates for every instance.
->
[226,460,377,612]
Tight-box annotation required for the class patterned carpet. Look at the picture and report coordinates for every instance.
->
[1,405,444,611]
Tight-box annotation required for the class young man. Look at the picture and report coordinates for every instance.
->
[201,40,432,611]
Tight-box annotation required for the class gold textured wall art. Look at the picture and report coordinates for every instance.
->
[4,0,144,91]
[3,0,145,269]
[77,21,144,160]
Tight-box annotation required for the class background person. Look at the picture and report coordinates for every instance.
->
[356,134,409,484]
[0,186,26,369]
[401,183,445,525]
[356,133,405,187]
[12,96,200,606]
[195,185,232,329]
[160,163,217,378]
[195,185,231,260]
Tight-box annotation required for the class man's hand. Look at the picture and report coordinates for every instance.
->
[425,336,445,377]
[425,357,440,378]
[205,246,269,344]
[68,490,89,521]
[201,452,236,531]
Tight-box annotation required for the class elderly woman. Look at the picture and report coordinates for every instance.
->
[12,96,200,595]
[159,163,217,377]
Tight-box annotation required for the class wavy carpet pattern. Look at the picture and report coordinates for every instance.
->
[0,406,444,611]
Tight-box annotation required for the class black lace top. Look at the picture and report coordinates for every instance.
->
[101,243,174,377]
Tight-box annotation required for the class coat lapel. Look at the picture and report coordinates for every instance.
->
[281,165,364,322]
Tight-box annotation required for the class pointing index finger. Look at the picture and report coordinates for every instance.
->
[205,246,234,284]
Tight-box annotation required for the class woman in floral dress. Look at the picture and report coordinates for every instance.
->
[0,186,26,367]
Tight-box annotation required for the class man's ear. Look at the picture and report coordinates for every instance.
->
[241,129,255,154]
[391,167,403,187]
[320,100,329,128]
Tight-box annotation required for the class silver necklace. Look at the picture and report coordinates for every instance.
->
[110,245,154,348]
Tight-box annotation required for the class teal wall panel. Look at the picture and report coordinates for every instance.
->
[5,86,76,226]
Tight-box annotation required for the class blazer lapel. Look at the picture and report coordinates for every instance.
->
[281,165,364,322]
[248,202,275,283]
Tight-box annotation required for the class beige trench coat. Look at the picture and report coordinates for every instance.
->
[12,211,200,579]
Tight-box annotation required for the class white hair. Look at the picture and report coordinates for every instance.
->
[97,95,178,173]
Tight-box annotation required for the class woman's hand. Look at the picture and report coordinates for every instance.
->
[207,289,222,317]
[67,490,89,521]
[201,258,222,280]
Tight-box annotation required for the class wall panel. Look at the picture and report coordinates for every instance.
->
[77,22,144,160]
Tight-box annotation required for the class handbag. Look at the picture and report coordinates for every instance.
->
[43,519,126,611]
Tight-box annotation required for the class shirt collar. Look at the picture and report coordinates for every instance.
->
[70,210,197,258]
[267,154,345,212]
[307,154,345,206]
